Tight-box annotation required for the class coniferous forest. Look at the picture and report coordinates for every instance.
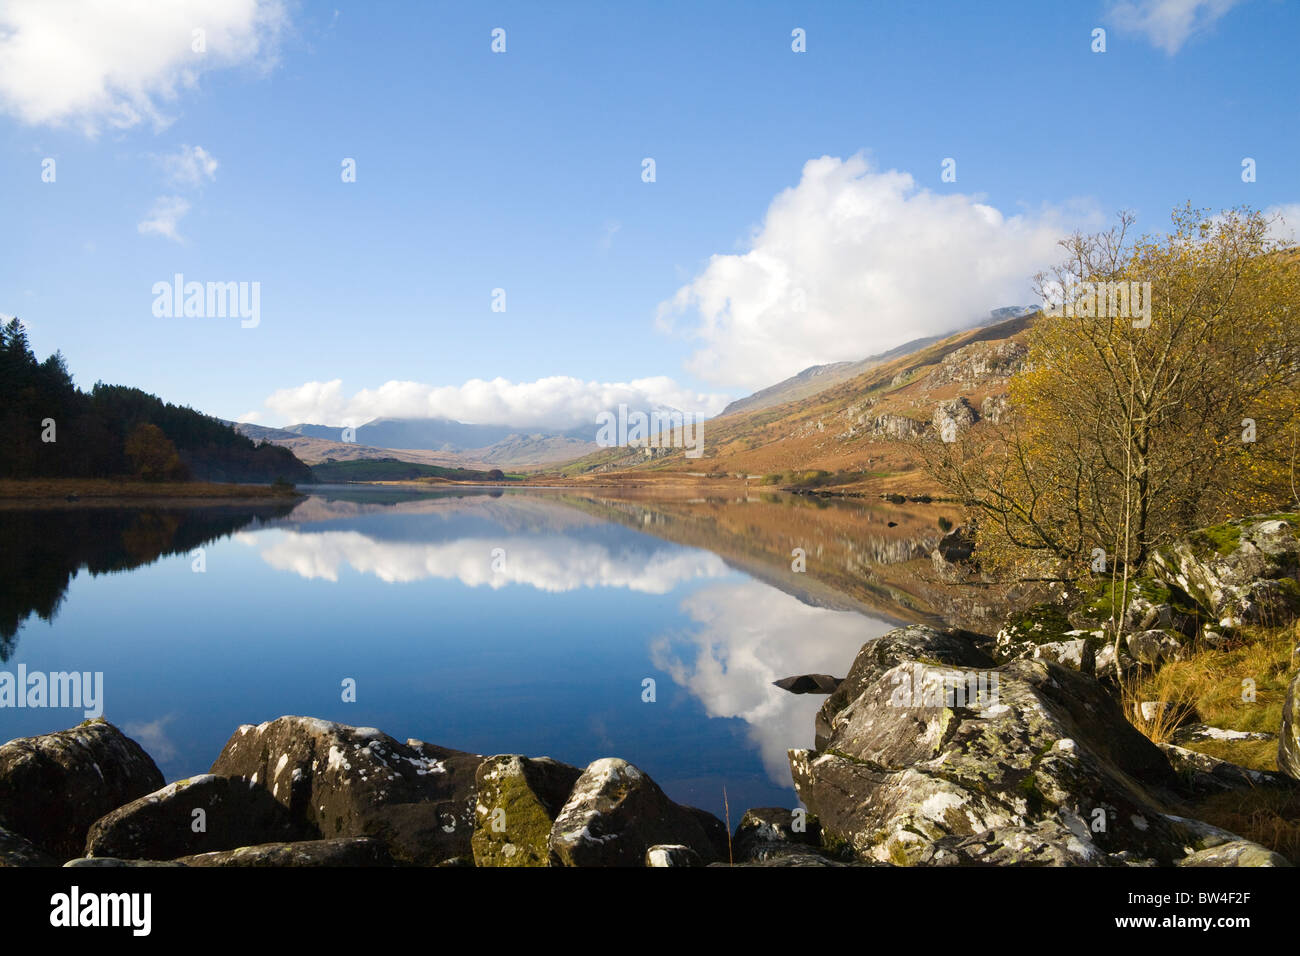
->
[0,318,311,484]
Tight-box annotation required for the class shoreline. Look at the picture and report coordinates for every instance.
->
[0,478,304,506]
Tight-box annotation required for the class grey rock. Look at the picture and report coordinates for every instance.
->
[63,857,186,867]
[1281,671,1300,780]
[645,844,703,867]
[0,824,58,867]
[549,758,723,866]
[0,719,163,860]
[1176,841,1291,867]
[790,623,1281,866]
[772,674,842,695]
[208,716,481,866]
[85,773,303,860]
[174,837,393,867]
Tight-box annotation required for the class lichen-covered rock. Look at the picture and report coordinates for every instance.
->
[1281,671,1300,781]
[930,525,976,582]
[63,857,187,867]
[549,758,723,866]
[815,625,994,750]
[0,824,57,866]
[174,837,392,867]
[1176,841,1291,867]
[0,719,163,860]
[1125,629,1187,666]
[85,774,303,860]
[732,807,828,863]
[1158,743,1291,794]
[646,844,703,867]
[471,755,581,867]
[208,716,481,866]
[790,624,1275,866]
[1151,515,1300,626]
[932,398,977,442]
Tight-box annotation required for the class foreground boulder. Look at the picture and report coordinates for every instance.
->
[791,624,1281,866]
[0,824,57,867]
[175,837,392,867]
[85,774,303,860]
[549,758,724,866]
[731,807,835,864]
[472,755,582,867]
[208,717,481,865]
[1151,515,1300,626]
[0,719,163,860]
[1281,671,1300,781]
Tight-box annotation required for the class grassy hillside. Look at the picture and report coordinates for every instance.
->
[553,312,1036,492]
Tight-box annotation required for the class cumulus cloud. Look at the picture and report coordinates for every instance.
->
[137,195,191,242]
[1106,0,1242,55]
[259,375,731,430]
[136,195,190,242]
[657,153,1078,390]
[651,581,890,782]
[159,144,218,186]
[0,0,288,133]
[255,529,731,592]
[1264,203,1300,245]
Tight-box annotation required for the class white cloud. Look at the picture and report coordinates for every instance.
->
[160,144,218,186]
[121,714,179,762]
[259,375,731,430]
[657,154,1079,390]
[651,581,890,783]
[256,529,731,592]
[1264,203,1300,245]
[0,0,288,133]
[137,195,190,242]
[1106,0,1243,55]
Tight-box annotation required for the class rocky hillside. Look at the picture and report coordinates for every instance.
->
[558,312,1036,492]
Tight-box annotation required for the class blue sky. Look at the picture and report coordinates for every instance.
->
[1,0,1296,429]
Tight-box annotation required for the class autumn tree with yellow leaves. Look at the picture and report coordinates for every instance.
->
[925,206,1300,582]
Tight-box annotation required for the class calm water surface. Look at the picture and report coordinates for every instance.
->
[0,486,937,817]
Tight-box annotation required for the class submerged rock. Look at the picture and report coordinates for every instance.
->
[208,716,481,866]
[772,674,842,695]
[471,755,582,867]
[549,758,724,866]
[85,773,304,860]
[0,719,163,860]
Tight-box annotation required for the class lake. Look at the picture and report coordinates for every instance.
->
[0,485,965,819]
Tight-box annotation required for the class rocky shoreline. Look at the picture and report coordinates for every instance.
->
[2,514,1297,868]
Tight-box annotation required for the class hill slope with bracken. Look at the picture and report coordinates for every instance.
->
[555,311,1039,493]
